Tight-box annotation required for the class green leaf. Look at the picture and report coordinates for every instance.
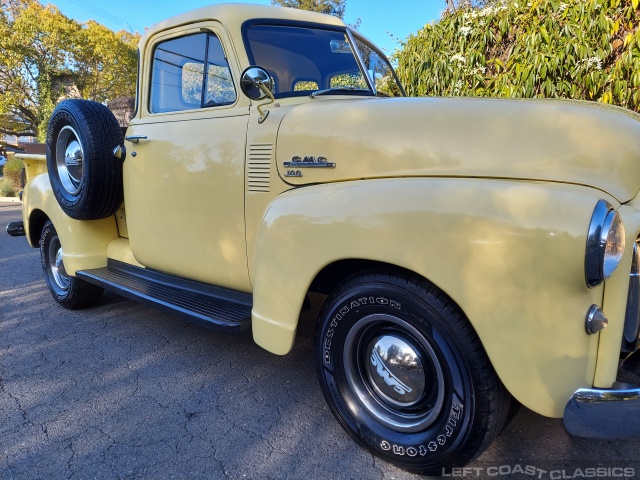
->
[540,26,550,44]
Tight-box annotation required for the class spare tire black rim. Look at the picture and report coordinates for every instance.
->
[343,313,445,433]
[56,125,84,195]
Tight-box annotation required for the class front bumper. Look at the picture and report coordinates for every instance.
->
[564,382,640,439]
[565,349,640,439]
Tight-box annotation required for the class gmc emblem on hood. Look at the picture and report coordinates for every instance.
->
[284,156,336,168]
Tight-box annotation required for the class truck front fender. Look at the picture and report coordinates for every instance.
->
[251,178,612,418]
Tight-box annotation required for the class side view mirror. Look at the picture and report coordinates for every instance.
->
[240,66,274,100]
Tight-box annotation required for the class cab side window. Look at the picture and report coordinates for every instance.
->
[205,36,236,106]
[150,33,236,113]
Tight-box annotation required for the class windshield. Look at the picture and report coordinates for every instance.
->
[244,23,403,99]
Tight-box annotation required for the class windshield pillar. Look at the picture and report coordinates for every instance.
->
[346,28,377,96]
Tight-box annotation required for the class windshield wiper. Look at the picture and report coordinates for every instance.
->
[310,86,371,98]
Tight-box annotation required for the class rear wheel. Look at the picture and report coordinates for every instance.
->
[315,271,513,475]
[40,221,103,309]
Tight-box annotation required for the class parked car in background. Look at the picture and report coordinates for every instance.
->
[0,155,6,176]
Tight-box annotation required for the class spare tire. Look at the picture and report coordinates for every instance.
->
[46,99,124,220]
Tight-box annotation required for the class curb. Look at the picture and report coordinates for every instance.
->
[0,197,21,204]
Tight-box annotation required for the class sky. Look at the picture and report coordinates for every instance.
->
[42,0,445,56]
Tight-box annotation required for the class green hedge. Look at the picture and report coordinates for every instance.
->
[395,0,640,111]
[0,178,15,197]
[2,156,23,195]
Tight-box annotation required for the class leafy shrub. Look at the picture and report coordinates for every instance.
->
[395,0,640,111]
[3,156,23,191]
[0,178,15,197]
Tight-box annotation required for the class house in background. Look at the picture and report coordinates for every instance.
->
[0,141,25,158]
[1,137,44,157]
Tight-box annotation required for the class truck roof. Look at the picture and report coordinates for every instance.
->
[140,3,346,46]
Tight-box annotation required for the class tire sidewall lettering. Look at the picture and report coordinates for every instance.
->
[322,295,402,370]
[375,403,464,458]
[39,225,52,270]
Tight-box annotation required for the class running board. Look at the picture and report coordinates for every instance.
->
[77,260,252,333]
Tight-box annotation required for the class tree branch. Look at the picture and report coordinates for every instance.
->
[16,105,37,122]
[0,126,37,138]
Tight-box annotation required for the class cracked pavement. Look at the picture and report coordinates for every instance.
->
[2,202,640,480]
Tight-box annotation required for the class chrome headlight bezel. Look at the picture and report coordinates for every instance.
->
[585,200,626,288]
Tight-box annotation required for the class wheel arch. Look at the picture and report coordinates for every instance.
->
[27,208,49,248]
[311,259,416,293]
[308,258,487,364]
[23,172,119,274]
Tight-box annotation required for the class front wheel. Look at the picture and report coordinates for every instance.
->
[315,271,513,475]
[40,221,103,309]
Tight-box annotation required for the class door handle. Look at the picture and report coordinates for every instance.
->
[125,135,148,143]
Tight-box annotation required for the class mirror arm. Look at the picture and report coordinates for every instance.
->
[256,82,275,124]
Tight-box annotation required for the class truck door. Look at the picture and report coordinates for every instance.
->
[123,23,251,292]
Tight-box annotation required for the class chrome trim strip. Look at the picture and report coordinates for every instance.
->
[346,28,377,96]
[564,385,640,439]
[585,199,613,288]
[283,162,335,168]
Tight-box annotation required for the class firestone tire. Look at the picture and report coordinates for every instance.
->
[40,221,103,309]
[46,99,124,220]
[315,271,513,475]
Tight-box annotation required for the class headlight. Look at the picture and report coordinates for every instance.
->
[585,200,625,288]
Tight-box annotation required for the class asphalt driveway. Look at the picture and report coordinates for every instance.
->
[1,202,639,480]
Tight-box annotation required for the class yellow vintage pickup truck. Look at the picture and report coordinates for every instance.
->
[8,3,640,475]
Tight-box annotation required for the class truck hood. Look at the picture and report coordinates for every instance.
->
[275,97,640,203]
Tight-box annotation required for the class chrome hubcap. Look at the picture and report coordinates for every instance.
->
[344,314,445,433]
[56,126,84,194]
[366,335,426,407]
[48,236,69,291]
